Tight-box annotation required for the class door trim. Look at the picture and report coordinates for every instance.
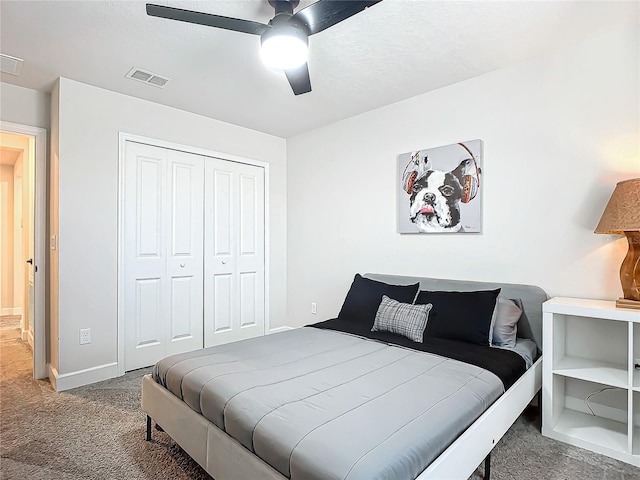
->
[117,132,271,376]
[0,121,47,379]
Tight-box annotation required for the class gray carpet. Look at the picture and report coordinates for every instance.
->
[1,321,638,479]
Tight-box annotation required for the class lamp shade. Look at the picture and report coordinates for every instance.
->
[594,178,640,234]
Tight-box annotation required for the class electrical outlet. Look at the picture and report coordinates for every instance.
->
[311,303,317,315]
[79,328,91,345]
[634,358,640,369]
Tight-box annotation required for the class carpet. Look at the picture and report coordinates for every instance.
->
[1,325,638,480]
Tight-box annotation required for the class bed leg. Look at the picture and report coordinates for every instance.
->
[537,389,542,411]
[146,415,152,441]
[537,388,543,431]
[484,453,491,480]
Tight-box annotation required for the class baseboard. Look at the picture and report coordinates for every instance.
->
[0,307,20,316]
[49,362,119,392]
[21,328,29,342]
[27,328,34,349]
[268,325,294,334]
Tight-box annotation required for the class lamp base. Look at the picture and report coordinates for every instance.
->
[620,231,640,302]
[616,297,640,310]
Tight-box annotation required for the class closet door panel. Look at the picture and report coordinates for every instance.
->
[165,149,204,356]
[135,278,163,348]
[240,272,257,328]
[237,167,264,332]
[124,143,169,370]
[204,159,265,347]
[124,143,204,369]
[213,274,233,332]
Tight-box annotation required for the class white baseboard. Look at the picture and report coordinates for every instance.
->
[1,307,21,316]
[27,328,34,349]
[49,362,120,392]
[268,326,294,334]
[21,328,29,342]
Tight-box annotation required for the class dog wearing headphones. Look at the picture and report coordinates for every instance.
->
[402,144,481,233]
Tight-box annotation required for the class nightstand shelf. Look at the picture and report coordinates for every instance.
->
[554,356,628,388]
[553,408,628,453]
[542,297,640,467]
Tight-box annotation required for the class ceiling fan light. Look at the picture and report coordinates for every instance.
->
[261,29,308,70]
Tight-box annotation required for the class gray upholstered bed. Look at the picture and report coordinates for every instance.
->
[142,274,547,479]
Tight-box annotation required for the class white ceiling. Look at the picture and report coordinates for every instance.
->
[0,1,637,138]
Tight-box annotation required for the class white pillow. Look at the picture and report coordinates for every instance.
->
[489,297,523,348]
[371,295,432,343]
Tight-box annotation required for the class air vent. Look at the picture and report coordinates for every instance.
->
[0,53,24,76]
[147,76,169,88]
[125,67,170,88]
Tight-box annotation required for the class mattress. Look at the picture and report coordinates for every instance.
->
[152,326,527,480]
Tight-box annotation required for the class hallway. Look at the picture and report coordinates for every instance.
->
[0,314,31,381]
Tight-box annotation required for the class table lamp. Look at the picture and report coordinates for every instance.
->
[594,178,640,310]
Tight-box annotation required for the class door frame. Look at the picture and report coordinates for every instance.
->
[117,132,270,376]
[0,120,48,379]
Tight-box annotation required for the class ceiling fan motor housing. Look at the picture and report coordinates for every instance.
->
[262,12,308,46]
[268,0,301,16]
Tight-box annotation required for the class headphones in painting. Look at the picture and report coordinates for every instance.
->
[402,142,480,203]
[401,151,424,194]
[456,142,480,203]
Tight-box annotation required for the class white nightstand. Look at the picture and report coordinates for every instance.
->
[542,297,640,466]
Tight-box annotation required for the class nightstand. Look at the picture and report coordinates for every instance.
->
[542,297,640,466]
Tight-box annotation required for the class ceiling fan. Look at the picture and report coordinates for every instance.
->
[146,0,382,95]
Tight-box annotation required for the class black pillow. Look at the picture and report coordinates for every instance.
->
[414,289,501,346]
[338,274,419,327]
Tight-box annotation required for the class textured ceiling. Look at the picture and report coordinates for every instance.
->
[0,1,638,138]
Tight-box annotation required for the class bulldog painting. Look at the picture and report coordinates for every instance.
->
[398,140,483,234]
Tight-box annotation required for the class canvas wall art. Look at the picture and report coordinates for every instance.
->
[398,139,483,233]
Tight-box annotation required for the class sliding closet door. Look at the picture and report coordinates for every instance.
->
[123,142,204,371]
[204,159,265,347]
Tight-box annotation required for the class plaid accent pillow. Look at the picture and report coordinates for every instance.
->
[371,295,432,343]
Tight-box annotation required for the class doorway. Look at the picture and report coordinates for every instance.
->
[0,121,47,379]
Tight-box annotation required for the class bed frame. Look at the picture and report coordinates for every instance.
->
[142,274,547,480]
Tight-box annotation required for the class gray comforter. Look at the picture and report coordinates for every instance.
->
[153,327,504,480]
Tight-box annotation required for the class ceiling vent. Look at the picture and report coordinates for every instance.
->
[0,54,24,76]
[125,67,170,88]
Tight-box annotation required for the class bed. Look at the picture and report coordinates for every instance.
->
[142,273,547,480]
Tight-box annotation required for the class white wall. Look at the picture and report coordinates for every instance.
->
[13,155,24,315]
[287,26,640,327]
[0,82,50,129]
[52,78,287,389]
[0,165,15,312]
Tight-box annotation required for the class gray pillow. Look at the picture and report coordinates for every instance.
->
[372,295,432,343]
[489,297,523,348]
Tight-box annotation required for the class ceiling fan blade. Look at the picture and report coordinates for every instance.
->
[146,4,269,35]
[291,0,382,35]
[285,64,312,95]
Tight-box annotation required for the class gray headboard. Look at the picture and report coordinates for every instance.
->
[365,273,548,353]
